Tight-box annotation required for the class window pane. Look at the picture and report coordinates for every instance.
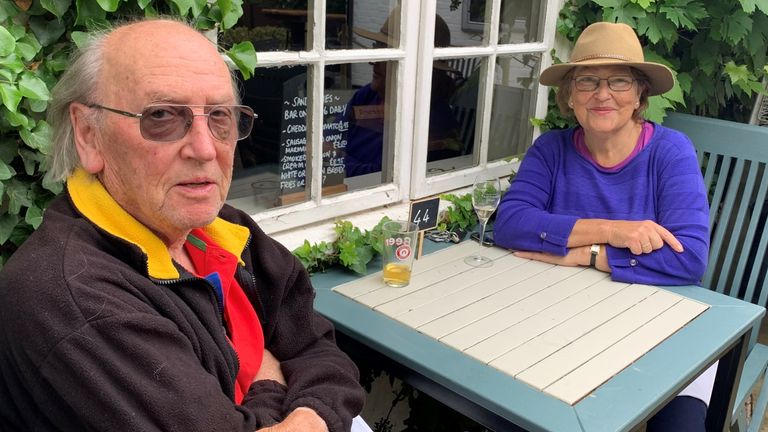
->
[488,53,541,161]
[499,0,544,43]
[437,0,488,47]
[427,57,482,176]
[331,0,400,49]
[225,1,310,52]
[326,1,349,49]
[229,65,309,209]
[328,61,398,190]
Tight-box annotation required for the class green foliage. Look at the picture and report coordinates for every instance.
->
[437,193,477,233]
[541,0,768,130]
[293,216,391,275]
[0,0,257,268]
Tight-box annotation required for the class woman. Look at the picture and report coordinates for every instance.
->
[494,22,710,431]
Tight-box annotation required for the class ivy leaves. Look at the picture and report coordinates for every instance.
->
[438,193,477,234]
[293,217,391,275]
[293,192,495,275]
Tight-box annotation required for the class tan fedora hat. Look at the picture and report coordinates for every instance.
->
[539,22,674,96]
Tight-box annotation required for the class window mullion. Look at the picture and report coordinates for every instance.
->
[310,0,324,52]
[474,0,502,167]
[407,0,434,198]
[308,62,324,203]
[307,0,324,204]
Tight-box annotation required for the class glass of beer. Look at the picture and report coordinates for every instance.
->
[381,220,419,287]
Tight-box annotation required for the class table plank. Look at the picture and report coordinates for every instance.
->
[439,267,605,351]
[490,282,657,375]
[545,299,709,404]
[377,254,530,317]
[418,265,584,339]
[516,289,684,390]
[464,274,619,363]
[395,259,554,328]
[353,246,510,307]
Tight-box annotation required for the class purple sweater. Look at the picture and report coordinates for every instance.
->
[494,123,709,285]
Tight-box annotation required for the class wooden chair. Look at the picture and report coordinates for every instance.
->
[663,112,768,432]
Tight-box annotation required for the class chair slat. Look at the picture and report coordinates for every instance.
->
[735,165,768,305]
[707,156,739,294]
[716,159,756,298]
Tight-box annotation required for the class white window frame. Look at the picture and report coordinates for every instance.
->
[229,0,561,234]
[410,0,560,199]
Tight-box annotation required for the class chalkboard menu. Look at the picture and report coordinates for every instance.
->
[278,78,353,201]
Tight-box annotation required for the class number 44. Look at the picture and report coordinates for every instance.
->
[413,209,430,224]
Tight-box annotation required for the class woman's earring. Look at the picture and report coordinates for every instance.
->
[635,101,640,108]
[568,100,574,108]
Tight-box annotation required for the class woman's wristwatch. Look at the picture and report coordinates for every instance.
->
[589,244,600,268]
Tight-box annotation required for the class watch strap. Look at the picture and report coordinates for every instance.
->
[589,244,600,268]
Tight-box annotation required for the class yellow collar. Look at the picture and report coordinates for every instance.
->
[67,168,250,280]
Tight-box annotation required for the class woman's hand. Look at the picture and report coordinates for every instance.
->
[606,220,683,255]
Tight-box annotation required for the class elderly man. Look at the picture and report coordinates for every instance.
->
[0,19,365,431]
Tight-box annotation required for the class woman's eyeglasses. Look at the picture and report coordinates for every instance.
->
[572,75,635,92]
[87,104,256,142]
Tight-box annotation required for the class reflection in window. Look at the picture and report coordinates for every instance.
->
[451,0,488,46]
[325,0,351,49]
[429,4,486,175]
[326,61,397,191]
[449,0,543,45]
[223,1,318,51]
[344,1,400,49]
[229,65,309,210]
[499,0,543,43]
[427,57,483,175]
[488,53,540,161]
[225,2,309,51]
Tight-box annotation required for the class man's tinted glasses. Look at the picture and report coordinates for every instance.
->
[88,104,256,142]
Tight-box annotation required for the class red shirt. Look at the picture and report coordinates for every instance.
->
[184,229,264,404]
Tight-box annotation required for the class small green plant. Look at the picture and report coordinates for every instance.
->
[437,193,477,233]
[293,216,391,275]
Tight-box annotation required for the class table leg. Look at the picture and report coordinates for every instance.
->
[706,330,750,432]
[336,331,528,431]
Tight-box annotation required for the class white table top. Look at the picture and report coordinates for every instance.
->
[333,241,709,405]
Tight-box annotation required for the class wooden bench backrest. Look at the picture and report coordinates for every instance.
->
[663,112,768,307]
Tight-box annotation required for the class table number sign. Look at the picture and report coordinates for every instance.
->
[408,197,440,258]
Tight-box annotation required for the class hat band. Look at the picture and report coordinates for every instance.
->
[573,53,638,63]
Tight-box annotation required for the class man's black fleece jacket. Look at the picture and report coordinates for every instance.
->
[0,179,364,432]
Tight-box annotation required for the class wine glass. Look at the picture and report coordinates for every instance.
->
[464,177,501,267]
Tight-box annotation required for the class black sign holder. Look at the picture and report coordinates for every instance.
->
[408,197,440,259]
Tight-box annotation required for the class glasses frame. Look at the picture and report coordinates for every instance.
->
[87,103,257,142]
[572,75,636,92]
